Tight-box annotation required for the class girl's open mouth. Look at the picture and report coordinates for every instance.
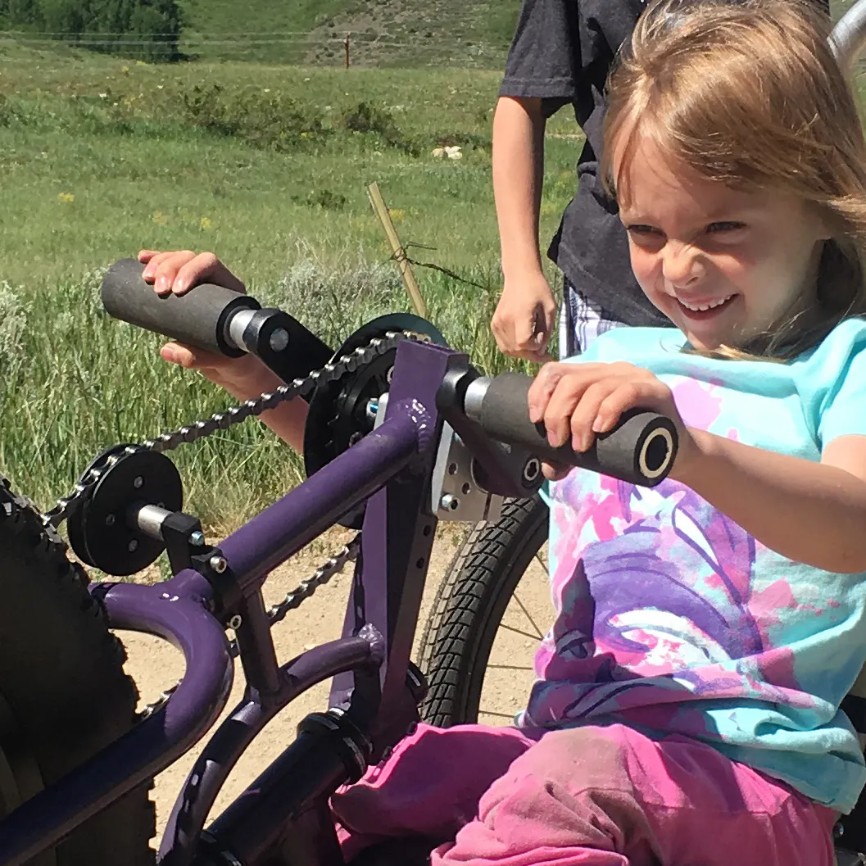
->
[676,294,736,318]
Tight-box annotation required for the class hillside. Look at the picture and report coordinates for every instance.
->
[176,0,521,66]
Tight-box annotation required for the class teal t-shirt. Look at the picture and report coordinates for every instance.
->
[525,318,866,812]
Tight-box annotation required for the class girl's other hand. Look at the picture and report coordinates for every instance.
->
[139,249,246,297]
[526,361,696,480]
[137,248,276,400]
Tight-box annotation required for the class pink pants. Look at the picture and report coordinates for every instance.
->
[332,722,837,866]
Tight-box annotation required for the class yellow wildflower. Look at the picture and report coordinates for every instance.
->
[199,216,213,231]
[57,192,75,203]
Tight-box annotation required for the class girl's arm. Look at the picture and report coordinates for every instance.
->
[139,249,308,452]
[528,359,866,574]
[675,431,866,574]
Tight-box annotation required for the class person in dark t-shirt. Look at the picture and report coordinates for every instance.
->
[489,0,830,361]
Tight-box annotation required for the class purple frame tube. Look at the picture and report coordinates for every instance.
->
[0,573,233,866]
[158,628,384,866]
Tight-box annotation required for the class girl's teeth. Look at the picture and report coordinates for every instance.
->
[680,295,732,312]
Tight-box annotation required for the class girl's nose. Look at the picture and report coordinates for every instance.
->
[662,243,704,287]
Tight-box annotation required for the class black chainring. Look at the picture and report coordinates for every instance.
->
[303,314,445,529]
[66,445,183,576]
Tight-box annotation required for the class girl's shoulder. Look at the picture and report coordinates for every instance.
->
[794,316,866,374]
[794,317,866,445]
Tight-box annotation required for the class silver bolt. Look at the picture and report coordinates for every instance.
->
[227,614,243,630]
[105,514,116,527]
[269,328,290,352]
[133,476,144,489]
[209,554,228,574]
[189,531,206,547]
[523,458,541,484]
[439,494,459,512]
[128,539,139,553]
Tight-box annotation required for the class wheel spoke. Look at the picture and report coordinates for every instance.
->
[511,591,544,640]
[533,546,548,571]
[497,622,542,642]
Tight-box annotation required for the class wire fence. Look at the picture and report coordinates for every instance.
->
[0,29,512,67]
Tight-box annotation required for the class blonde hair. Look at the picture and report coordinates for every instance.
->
[603,0,866,359]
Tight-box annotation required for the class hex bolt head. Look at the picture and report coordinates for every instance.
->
[105,514,116,527]
[128,539,139,553]
[439,494,459,511]
[133,476,144,489]
[209,555,228,574]
[189,531,206,547]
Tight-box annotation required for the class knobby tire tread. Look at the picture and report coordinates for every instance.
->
[0,478,155,864]
[419,495,548,727]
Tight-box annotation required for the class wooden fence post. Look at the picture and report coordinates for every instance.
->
[344,33,351,69]
[367,182,427,318]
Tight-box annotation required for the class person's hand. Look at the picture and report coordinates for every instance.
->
[491,271,557,363]
[526,361,697,480]
[138,249,279,400]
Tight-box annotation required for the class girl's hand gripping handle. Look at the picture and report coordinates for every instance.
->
[465,371,678,487]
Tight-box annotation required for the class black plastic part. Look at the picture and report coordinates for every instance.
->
[162,511,205,574]
[100,258,260,357]
[303,313,446,529]
[296,711,372,784]
[66,443,137,567]
[67,448,184,575]
[475,372,678,487]
[436,356,544,498]
[239,307,333,384]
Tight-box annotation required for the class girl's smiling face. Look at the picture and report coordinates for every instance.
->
[615,138,830,351]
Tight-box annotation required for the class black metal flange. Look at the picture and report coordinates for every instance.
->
[302,314,445,529]
[66,446,183,576]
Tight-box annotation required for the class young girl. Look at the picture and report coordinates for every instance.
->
[142,1,866,862]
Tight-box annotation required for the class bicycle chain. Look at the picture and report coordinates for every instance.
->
[42,331,409,530]
[41,330,419,719]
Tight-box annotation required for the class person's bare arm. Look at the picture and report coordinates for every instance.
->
[529,359,866,573]
[490,95,557,362]
[673,432,866,574]
[140,249,308,452]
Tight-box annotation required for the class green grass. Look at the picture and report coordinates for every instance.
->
[0,49,577,525]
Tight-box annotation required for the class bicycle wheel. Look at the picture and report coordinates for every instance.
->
[0,478,154,864]
[420,495,551,727]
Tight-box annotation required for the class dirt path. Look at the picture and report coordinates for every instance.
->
[118,524,549,846]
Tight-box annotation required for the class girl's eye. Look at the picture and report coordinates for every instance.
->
[706,221,745,233]
[626,224,663,238]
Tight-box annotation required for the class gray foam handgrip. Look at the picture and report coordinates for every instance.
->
[100,258,260,357]
[473,372,678,487]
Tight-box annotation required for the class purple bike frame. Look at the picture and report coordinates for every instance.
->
[0,339,456,866]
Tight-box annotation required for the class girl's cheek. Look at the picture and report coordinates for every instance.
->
[629,251,659,295]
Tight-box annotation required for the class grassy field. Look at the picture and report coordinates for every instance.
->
[2,0,860,527]
[0,47,577,525]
